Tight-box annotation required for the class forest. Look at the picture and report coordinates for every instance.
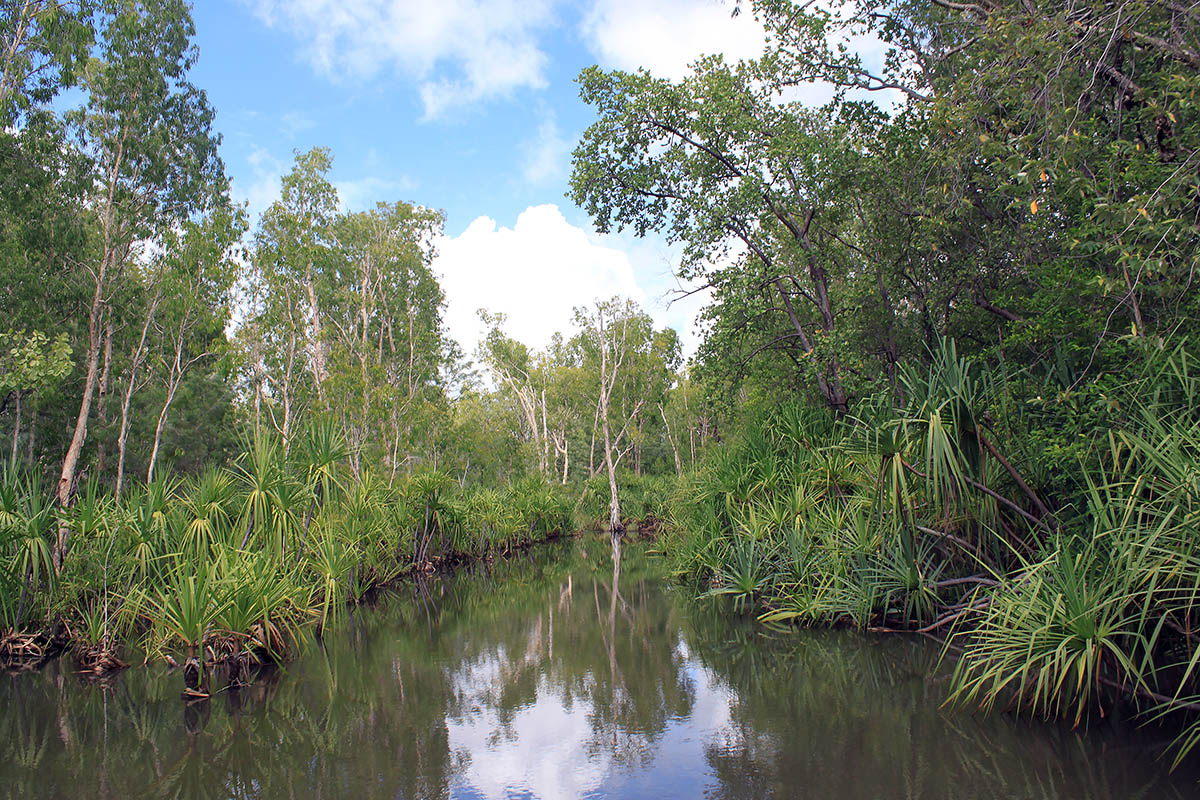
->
[4,0,1200,769]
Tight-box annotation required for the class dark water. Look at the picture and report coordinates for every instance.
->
[2,538,1197,799]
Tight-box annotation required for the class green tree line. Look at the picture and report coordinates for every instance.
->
[0,0,698,689]
[567,0,1200,763]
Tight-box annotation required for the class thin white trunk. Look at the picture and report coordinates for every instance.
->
[115,289,160,497]
[10,391,20,466]
[660,402,683,477]
[56,267,107,566]
[600,330,621,534]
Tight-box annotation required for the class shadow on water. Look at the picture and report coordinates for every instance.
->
[1,537,1197,799]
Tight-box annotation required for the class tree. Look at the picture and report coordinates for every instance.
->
[240,149,336,446]
[573,298,655,534]
[239,149,450,477]
[0,0,93,125]
[326,200,448,476]
[54,0,225,568]
[477,312,549,476]
[751,0,1200,363]
[144,204,243,484]
[570,59,882,414]
[0,329,71,463]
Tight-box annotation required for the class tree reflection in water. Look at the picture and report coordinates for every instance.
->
[1,539,1196,799]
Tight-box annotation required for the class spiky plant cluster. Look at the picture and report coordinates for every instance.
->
[0,421,574,689]
[663,339,1200,761]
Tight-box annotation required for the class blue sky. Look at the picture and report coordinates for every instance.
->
[186,0,773,356]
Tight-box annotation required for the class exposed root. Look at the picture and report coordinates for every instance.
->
[634,514,663,539]
[182,655,208,698]
[0,629,66,670]
[71,641,129,675]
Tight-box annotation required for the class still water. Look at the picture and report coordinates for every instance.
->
[2,538,1197,799]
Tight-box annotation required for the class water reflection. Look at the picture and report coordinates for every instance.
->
[1,538,1197,799]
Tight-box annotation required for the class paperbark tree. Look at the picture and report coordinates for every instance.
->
[145,205,241,483]
[53,0,225,569]
[573,298,653,535]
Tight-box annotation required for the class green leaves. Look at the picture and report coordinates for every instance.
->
[0,330,72,396]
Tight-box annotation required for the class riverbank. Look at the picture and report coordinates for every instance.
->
[0,438,578,695]
[3,537,1197,799]
[658,342,1200,766]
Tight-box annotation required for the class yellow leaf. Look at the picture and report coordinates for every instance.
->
[1030,200,1038,215]
[1138,207,1149,219]
[1168,111,1177,123]
[979,133,989,143]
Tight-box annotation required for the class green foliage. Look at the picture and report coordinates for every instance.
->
[663,340,1200,762]
[0,330,71,397]
[0,431,583,672]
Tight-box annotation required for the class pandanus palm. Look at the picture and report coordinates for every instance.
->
[407,469,454,563]
[4,474,57,630]
[297,419,348,554]
[180,468,236,557]
[213,548,305,682]
[307,524,355,630]
[142,560,228,697]
[232,431,283,555]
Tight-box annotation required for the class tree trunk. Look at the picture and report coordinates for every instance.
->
[541,389,550,477]
[561,435,569,485]
[56,266,108,569]
[600,337,622,535]
[9,390,20,466]
[660,403,683,477]
[603,410,622,534]
[115,290,159,497]
[147,338,190,484]
[305,277,326,405]
[94,315,115,478]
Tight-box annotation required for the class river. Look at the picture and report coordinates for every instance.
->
[1,537,1195,799]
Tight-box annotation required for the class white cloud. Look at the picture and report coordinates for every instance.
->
[279,110,316,138]
[581,0,765,80]
[521,112,571,185]
[448,660,613,800]
[434,205,646,355]
[434,205,711,360]
[245,0,557,118]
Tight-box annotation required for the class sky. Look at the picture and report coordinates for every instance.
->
[187,0,775,359]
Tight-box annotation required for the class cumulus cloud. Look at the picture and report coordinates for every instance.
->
[245,0,557,118]
[580,0,765,80]
[433,205,712,361]
[434,204,646,355]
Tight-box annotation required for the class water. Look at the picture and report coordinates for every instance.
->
[2,538,1196,799]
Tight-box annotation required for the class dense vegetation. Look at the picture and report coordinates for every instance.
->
[0,1,699,690]
[4,0,1200,768]
[568,0,1200,763]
